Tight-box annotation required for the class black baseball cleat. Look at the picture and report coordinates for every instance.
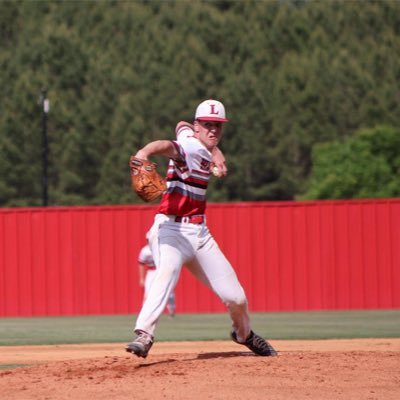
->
[125,330,154,358]
[231,330,278,357]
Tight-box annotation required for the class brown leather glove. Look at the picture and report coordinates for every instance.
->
[129,156,167,202]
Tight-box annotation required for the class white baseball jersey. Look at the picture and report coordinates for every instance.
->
[157,125,211,216]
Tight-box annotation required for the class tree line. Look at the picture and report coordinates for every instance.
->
[0,0,399,207]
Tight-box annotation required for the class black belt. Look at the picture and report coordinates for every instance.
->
[174,215,204,224]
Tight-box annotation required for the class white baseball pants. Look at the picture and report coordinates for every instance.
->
[134,214,251,342]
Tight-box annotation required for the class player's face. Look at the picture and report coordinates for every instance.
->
[195,120,224,150]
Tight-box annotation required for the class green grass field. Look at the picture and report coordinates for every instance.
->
[0,310,399,346]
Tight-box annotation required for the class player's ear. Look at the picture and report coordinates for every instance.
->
[193,120,200,132]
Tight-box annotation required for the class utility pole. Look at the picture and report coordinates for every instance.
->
[40,88,49,206]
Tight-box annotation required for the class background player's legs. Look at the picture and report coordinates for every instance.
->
[167,292,176,317]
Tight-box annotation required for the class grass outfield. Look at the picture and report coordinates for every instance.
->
[0,310,399,346]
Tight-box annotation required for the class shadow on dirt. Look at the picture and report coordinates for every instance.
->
[136,358,178,367]
[197,351,253,359]
[136,351,251,367]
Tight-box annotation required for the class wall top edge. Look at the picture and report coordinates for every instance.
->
[0,198,399,214]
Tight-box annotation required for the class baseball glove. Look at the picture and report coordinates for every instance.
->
[129,156,167,202]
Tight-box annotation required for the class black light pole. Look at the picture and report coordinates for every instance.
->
[40,88,49,206]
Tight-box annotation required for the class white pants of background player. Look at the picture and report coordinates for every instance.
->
[134,213,251,343]
[144,268,176,316]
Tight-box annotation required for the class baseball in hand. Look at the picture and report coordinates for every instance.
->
[212,166,220,177]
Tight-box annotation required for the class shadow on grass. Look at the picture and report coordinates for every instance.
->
[0,364,30,371]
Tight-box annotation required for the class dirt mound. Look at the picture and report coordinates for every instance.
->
[1,339,399,400]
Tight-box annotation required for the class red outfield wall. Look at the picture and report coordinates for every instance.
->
[0,199,399,317]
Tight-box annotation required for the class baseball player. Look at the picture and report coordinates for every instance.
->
[126,99,277,358]
[138,238,176,317]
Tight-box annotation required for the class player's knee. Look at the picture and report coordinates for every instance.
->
[224,293,248,308]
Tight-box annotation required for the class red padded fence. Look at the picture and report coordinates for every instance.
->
[0,199,399,317]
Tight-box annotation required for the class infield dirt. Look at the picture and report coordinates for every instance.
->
[1,339,399,400]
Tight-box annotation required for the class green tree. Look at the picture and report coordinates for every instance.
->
[1,0,400,206]
[302,126,400,200]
